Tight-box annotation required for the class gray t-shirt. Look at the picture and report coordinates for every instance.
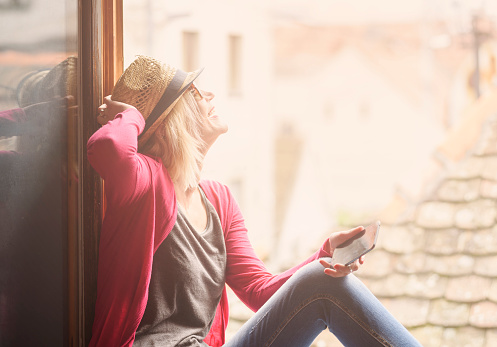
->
[134,187,227,347]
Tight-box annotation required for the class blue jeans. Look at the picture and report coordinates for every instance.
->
[224,259,422,347]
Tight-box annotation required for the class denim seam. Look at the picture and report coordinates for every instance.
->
[263,293,392,347]
[250,310,270,335]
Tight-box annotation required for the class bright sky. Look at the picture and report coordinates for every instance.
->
[270,0,497,26]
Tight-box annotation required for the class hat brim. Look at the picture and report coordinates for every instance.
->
[138,67,204,147]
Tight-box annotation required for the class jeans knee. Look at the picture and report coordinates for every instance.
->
[289,259,360,299]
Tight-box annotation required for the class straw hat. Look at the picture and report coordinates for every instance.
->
[16,56,78,107]
[111,55,203,146]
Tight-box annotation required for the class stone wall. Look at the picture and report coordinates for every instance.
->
[227,114,497,347]
[356,114,497,347]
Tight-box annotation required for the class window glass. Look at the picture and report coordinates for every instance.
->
[228,34,242,93]
[182,31,199,71]
[0,0,78,345]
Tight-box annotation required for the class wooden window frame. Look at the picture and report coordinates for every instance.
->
[76,0,123,345]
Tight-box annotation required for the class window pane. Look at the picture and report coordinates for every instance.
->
[228,34,242,93]
[183,31,199,71]
[0,0,78,345]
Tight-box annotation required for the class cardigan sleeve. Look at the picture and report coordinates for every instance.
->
[87,108,178,347]
[87,108,151,204]
[223,186,331,312]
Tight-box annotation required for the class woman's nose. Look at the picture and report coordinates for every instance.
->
[204,91,215,101]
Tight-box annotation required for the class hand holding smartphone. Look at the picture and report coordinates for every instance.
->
[331,220,380,266]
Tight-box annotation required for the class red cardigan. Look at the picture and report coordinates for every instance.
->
[87,108,331,346]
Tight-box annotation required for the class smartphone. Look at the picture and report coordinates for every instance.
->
[331,220,380,266]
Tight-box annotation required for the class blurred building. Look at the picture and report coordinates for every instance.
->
[121,1,497,271]
[357,88,497,347]
[271,21,497,267]
[123,0,277,259]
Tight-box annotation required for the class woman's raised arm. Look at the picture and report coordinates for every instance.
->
[87,103,151,204]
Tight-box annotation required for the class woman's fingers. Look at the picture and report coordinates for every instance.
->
[321,225,368,277]
[97,104,109,125]
[97,95,136,125]
[319,259,341,277]
[326,226,364,254]
[319,257,364,278]
[96,96,110,124]
[324,225,369,255]
[348,259,361,271]
[319,259,353,278]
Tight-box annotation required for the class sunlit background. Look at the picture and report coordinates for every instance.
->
[1,0,496,345]
[123,0,497,264]
[122,1,497,345]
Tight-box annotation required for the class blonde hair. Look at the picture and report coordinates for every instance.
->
[139,90,206,190]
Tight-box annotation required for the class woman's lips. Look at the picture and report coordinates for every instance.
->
[208,107,216,117]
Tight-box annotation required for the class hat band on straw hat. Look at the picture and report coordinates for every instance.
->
[139,69,189,140]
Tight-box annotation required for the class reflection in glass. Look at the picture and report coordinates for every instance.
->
[0,0,78,345]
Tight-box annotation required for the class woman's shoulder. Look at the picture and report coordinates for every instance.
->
[200,179,237,206]
[200,179,230,195]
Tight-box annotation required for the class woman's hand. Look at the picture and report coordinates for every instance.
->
[97,95,135,125]
[319,226,366,278]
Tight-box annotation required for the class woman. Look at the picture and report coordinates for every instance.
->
[88,56,421,347]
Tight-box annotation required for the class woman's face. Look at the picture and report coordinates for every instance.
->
[190,83,228,147]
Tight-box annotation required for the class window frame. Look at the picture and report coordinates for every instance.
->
[77,0,123,345]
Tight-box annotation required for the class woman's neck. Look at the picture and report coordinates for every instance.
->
[174,182,198,209]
